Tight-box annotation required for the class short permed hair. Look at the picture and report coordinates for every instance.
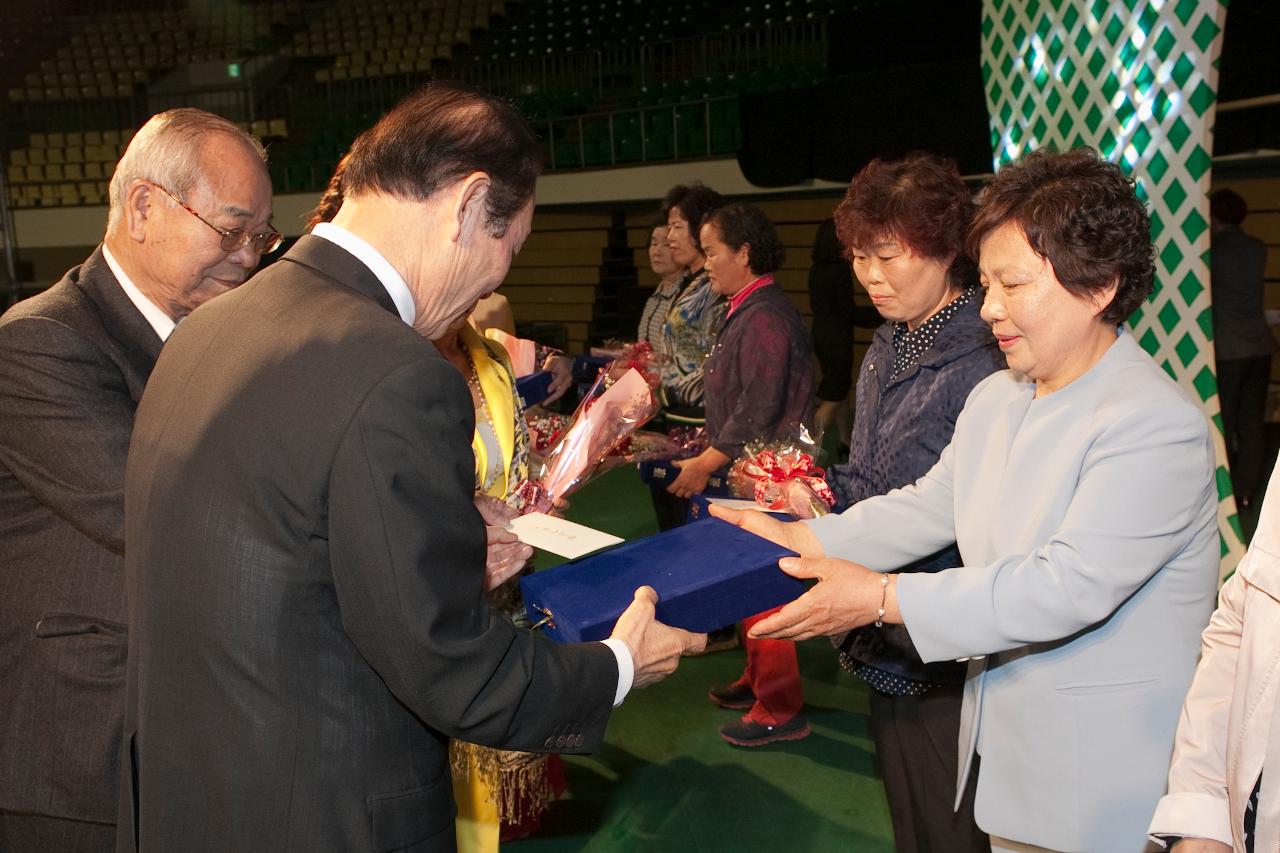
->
[341,81,540,237]
[967,148,1154,325]
[833,152,977,289]
[702,203,786,274]
[662,183,725,254]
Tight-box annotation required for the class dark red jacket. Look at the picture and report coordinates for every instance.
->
[703,283,814,458]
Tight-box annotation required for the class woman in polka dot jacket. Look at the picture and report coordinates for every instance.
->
[825,152,1005,853]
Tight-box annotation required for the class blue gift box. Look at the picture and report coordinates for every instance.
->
[515,370,554,407]
[687,494,792,523]
[636,459,733,496]
[519,517,803,643]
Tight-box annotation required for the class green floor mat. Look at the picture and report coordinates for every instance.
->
[518,466,894,851]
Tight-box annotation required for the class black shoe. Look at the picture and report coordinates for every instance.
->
[708,681,756,710]
[719,714,811,747]
[687,625,738,656]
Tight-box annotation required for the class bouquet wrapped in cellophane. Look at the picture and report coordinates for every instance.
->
[597,424,706,474]
[525,410,570,456]
[513,343,664,513]
[727,426,836,518]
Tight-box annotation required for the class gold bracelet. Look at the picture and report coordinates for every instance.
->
[875,574,889,627]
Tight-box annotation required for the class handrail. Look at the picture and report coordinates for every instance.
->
[542,95,739,171]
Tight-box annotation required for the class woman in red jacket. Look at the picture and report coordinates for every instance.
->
[669,203,815,746]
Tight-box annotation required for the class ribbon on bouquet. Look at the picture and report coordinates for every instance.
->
[731,446,836,513]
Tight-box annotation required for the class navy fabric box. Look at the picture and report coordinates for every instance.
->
[519,517,803,643]
[637,460,733,496]
[514,370,554,407]
[687,494,792,523]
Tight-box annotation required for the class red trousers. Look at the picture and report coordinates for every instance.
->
[737,606,804,725]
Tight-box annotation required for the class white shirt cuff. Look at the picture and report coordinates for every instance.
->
[599,638,634,706]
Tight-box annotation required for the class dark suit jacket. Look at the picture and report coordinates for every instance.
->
[1211,225,1275,361]
[0,246,162,823]
[118,236,617,853]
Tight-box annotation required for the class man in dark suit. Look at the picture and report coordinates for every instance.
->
[1209,188,1276,511]
[119,82,703,853]
[0,110,276,852]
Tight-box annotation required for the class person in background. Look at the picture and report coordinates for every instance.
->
[714,148,1220,852]
[808,218,879,451]
[0,108,275,853]
[650,183,726,530]
[825,152,1004,853]
[1147,456,1280,853]
[638,215,682,345]
[1208,188,1275,514]
[669,203,815,747]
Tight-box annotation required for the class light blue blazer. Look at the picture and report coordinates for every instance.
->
[808,329,1220,852]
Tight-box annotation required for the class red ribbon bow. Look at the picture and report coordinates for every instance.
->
[736,448,836,511]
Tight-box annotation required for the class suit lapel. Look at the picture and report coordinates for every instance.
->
[279,235,402,319]
[75,246,163,396]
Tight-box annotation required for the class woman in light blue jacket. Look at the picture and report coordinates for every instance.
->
[713,149,1220,853]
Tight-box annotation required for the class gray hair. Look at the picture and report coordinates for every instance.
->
[106,108,267,231]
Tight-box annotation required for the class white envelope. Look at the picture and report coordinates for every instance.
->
[508,512,624,560]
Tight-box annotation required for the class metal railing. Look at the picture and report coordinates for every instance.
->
[542,95,740,171]
[454,17,825,97]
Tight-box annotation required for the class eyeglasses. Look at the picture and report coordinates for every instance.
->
[151,182,283,255]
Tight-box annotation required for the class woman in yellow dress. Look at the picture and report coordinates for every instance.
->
[432,309,565,851]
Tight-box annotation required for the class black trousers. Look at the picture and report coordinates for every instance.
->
[644,410,699,531]
[867,683,989,853]
[0,812,115,853]
[1217,354,1272,504]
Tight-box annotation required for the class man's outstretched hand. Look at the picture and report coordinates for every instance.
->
[609,586,706,688]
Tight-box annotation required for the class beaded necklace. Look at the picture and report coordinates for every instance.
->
[465,348,505,493]
[465,349,497,434]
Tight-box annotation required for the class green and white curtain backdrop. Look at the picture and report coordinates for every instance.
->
[980,0,1242,576]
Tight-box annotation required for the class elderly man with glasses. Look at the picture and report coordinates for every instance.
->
[0,107,274,853]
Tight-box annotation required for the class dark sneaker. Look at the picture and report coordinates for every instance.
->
[708,681,756,710]
[719,714,811,747]
[687,624,738,656]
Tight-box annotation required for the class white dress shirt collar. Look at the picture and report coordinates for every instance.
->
[101,244,177,342]
[310,223,416,326]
